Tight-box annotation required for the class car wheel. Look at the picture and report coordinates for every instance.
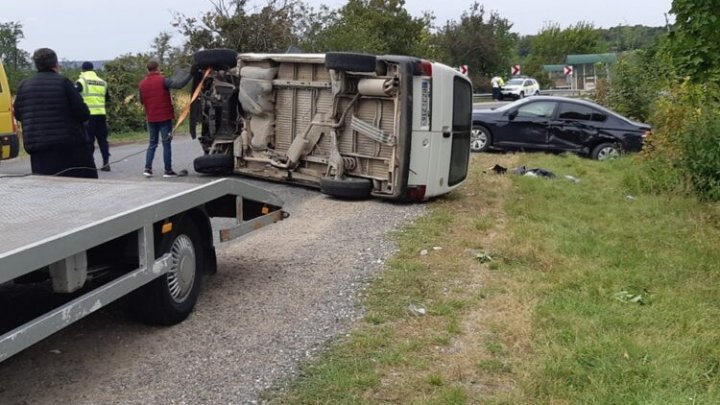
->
[519,91,525,99]
[470,125,491,152]
[534,90,540,96]
[591,143,622,161]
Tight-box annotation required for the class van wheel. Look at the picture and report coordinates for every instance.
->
[320,177,373,199]
[325,53,377,72]
[193,48,238,70]
[194,154,234,175]
[130,218,204,326]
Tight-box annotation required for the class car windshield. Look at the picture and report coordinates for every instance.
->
[506,79,524,86]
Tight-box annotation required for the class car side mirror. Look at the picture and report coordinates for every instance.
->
[508,110,518,121]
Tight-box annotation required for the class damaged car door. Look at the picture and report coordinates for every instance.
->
[546,102,606,152]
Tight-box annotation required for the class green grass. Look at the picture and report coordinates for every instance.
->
[267,152,720,404]
[497,154,720,403]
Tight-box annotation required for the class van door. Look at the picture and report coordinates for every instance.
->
[420,64,471,198]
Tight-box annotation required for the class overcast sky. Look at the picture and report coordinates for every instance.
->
[3,0,674,61]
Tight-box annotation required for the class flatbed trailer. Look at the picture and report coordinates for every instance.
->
[0,175,285,362]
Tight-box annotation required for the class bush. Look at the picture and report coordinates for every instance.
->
[104,54,149,133]
[631,80,720,200]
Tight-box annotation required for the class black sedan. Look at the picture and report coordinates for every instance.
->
[471,96,651,160]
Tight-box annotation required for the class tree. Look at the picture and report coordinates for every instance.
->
[667,0,720,80]
[432,2,516,89]
[523,22,607,86]
[103,53,151,133]
[172,0,303,54]
[301,0,433,55]
[0,21,31,91]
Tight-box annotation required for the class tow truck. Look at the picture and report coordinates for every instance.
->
[0,175,285,362]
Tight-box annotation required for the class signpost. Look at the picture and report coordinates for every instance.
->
[511,64,521,76]
[564,65,574,76]
[458,64,468,75]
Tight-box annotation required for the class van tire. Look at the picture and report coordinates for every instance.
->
[320,177,373,199]
[325,53,377,72]
[194,154,234,175]
[193,48,238,70]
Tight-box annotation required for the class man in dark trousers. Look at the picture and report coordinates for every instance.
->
[76,61,110,171]
[14,48,97,179]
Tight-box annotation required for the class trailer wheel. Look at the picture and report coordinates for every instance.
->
[193,48,238,70]
[325,52,377,72]
[320,177,373,199]
[194,154,234,175]
[131,218,205,325]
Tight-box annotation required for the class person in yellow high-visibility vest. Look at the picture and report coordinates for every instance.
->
[76,62,110,171]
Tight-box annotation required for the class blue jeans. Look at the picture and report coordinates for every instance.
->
[144,120,173,172]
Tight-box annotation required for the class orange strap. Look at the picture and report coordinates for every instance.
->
[172,67,213,135]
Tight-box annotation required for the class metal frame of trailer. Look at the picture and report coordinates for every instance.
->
[0,176,286,362]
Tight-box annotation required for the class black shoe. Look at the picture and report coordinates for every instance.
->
[100,163,110,172]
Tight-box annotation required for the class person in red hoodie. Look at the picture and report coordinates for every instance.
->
[138,58,192,177]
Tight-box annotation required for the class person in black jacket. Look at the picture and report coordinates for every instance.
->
[14,48,97,178]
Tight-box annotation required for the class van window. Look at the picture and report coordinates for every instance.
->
[448,76,472,187]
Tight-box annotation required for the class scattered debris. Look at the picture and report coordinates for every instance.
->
[475,252,494,263]
[408,304,427,316]
[432,246,442,251]
[489,164,507,174]
[614,290,645,305]
[564,175,580,184]
[49,349,62,355]
[625,195,637,202]
[420,249,428,256]
[512,165,556,178]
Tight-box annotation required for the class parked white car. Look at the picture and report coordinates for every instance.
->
[501,77,540,100]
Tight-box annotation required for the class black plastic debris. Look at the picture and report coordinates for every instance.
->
[512,166,556,178]
[489,164,507,174]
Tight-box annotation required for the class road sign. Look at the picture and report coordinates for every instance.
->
[459,64,468,75]
[564,65,574,76]
[511,64,521,76]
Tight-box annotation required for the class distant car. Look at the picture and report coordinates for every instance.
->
[471,96,651,160]
[501,77,540,100]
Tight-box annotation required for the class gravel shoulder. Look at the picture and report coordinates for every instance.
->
[0,166,425,404]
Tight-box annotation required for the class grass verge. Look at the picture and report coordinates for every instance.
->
[267,151,720,404]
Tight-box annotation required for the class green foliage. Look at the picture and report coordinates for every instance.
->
[632,80,720,200]
[301,0,433,56]
[600,24,666,52]
[0,21,32,92]
[668,0,720,81]
[172,0,302,53]
[599,50,663,121]
[432,2,516,90]
[103,53,150,133]
[523,22,608,87]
